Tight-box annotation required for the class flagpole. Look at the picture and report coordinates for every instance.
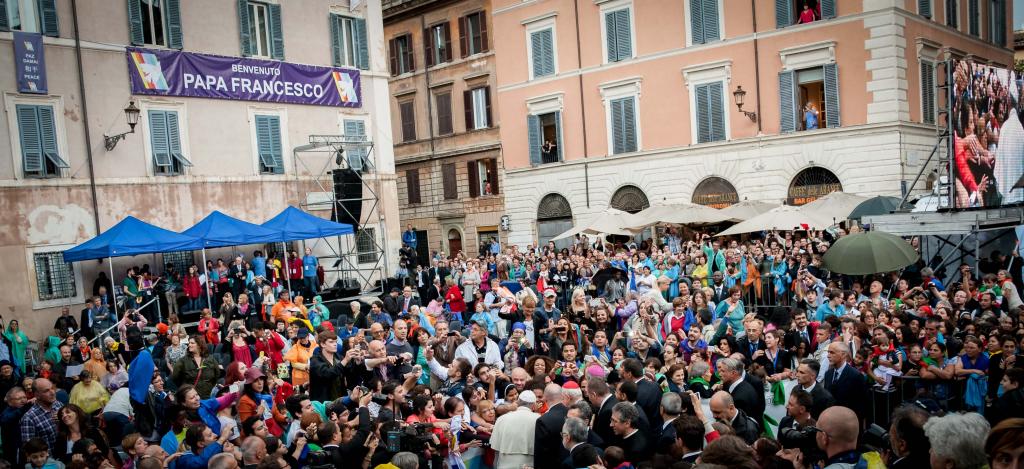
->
[201,248,212,311]
[108,257,119,319]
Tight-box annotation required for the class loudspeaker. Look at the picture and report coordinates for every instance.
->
[331,168,362,230]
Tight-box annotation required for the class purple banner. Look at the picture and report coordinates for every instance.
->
[126,47,360,107]
[14,32,47,94]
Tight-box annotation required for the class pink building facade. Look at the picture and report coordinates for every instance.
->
[493,0,1013,247]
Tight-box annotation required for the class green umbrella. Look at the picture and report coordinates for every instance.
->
[822,231,920,275]
[847,195,903,220]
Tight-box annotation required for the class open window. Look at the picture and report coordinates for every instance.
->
[779,63,840,132]
[528,112,562,165]
[775,0,835,28]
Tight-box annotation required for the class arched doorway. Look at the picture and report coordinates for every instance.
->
[788,167,842,205]
[610,185,650,214]
[447,229,463,256]
[692,177,739,208]
[537,193,573,250]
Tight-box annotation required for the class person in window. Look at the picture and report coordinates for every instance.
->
[804,102,819,130]
[798,0,818,24]
[541,139,557,161]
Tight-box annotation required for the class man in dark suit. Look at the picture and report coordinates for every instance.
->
[673,415,706,466]
[655,393,681,457]
[396,286,421,316]
[888,404,932,469]
[586,378,618,446]
[717,357,764,423]
[614,381,651,435]
[794,358,835,419]
[709,271,728,304]
[709,391,759,444]
[823,342,868,421]
[786,309,820,352]
[621,358,662,430]
[535,383,569,469]
[735,317,767,364]
[382,288,402,316]
[560,417,601,469]
[609,402,653,464]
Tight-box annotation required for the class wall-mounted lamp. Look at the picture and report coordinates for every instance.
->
[103,101,141,151]
[732,86,757,122]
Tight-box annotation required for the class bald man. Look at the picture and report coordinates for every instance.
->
[240,436,266,469]
[708,391,759,444]
[534,383,568,469]
[822,342,868,421]
[815,406,861,466]
[510,367,529,391]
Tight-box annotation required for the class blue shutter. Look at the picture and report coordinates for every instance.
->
[554,112,563,160]
[128,0,144,45]
[779,70,796,132]
[610,98,624,154]
[528,115,541,165]
[615,9,631,60]
[149,111,172,168]
[354,18,369,70]
[268,3,284,60]
[690,0,704,44]
[255,115,277,171]
[921,61,935,124]
[0,0,8,32]
[775,0,792,28]
[709,81,725,141]
[166,0,183,49]
[40,0,58,36]
[702,0,719,42]
[166,111,182,155]
[622,96,637,152]
[344,119,366,170]
[238,0,252,56]
[16,105,44,173]
[37,106,60,161]
[823,63,840,128]
[918,0,932,18]
[330,15,342,66]
[268,116,282,171]
[541,28,554,75]
[820,0,836,19]
[695,84,711,143]
[531,30,545,77]
[604,12,616,62]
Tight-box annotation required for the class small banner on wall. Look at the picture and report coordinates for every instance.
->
[14,32,47,94]
[126,47,361,107]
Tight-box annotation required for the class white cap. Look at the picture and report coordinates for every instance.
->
[518,390,538,404]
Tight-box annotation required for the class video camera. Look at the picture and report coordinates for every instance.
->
[778,426,819,454]
[383,421,436,454]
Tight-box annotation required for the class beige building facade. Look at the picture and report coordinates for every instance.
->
[0,0,399,340]
[384,0,505,261]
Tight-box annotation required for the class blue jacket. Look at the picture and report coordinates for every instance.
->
[402,230,418,248]
[177,442,223,469]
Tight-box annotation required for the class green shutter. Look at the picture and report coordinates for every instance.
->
[354,18,369,70]
[690,0,704,44]
[542,29,554,75]
[695,84,711,143]
[610,98,624,153]
[344,119,366,170]
[238,0,252,56]
[604,11,617,62]
[708,81,725,141]
[16,105,44,173]
[702,0,719,42]
[779,70,797,132]
[255,115,277,171]
[330,15,342,66]
[167,111,182,155]
[921,61,935,124]
[820,0,836,19]
[528,114,541,165]
[531,30,544,77]
[128,0,144,45]
[553,111,563,160]
[622,96,636,152]
[918,0,932,18]
[166,0,183,49]
[606,9,631,61]
[38,106,58,156]
[268,3,284,60]
[775,0,792,28]
[0,0,9,32]
[149,111,172,168]
[823,63,840,128]
[40,0,58,36]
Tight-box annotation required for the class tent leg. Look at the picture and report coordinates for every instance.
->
[283,242,292,297]
[108,257,118,319]
[153,253,162,324]
[202,249,212,312]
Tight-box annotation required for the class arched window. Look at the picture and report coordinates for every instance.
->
[692,177,739,208]
[610,185,650,214]
[537,193,573,249]
[788,167,842,205]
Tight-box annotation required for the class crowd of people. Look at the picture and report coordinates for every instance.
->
[1,225,1024,469]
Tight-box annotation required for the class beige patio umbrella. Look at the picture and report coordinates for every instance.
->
[550,208,644,240]
[798,191,871,221]
[717,200,779,222]
[627,203,727,228]
[715,204,835,237]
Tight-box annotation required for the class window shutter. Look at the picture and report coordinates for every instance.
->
[166,111,183,159]
[918,0,932,18]
[344,119,365,169]
[16,105,44,174]
[820,0,836,19]
[149,111,172,168]
[610,98,624,153]
[690,0,704,44]
[389,39,398,75]
[554,112,563,160]
[458,16,468,58]
[604,12,617,62]
[479,12,489,52]
[407,169,420,204]
[0,0,9,32]
[775,0,792,28]
[330,15,342,66]
[616,9,631,60]
[484,86,492,128]
[528,114,542,165]
[709,81,725,141]
[354,18,369,70]
[695,84,711,143]
[487,158,499,194]
[921,61,935,124]
[268,4,284,60]
[468,161,480,197]
[530,31,544,77]
[947,0,958,27]
[424,28,434,68]
[443,163,457,199]
[401,101,416,141]
[436,92,452,135]
[40,0,58,36]
[541,29,554,75]
[255,115,275,170]
[443,22,453,62]
[823,63,840,128]
[702,0,719,42]
[778,70,797,132]
[165,0,183,49]
[622,97,637,152]
[238,0,252,56]
[404,35,415,73]
[128,0,144,45]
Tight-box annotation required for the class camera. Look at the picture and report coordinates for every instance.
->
[371,392,390,406]
[861,423,891,452]
[778,426,819,454]
[382,421,436,454]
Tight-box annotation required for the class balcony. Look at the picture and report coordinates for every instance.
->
[383,0,450,20]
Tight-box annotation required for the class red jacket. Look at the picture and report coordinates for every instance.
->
[445,286,466,313]
[288,258,303,280]
[183,275,201,299]
[254,332,286,368]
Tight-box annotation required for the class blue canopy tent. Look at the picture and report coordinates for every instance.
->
[261,206,354,296]
[62,216,205,323]
[181,210,285,307]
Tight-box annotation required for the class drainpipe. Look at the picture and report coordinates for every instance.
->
[420,14,438,219]
[750,0,763,134]
[573,0,591,208]
[71,0,101,235]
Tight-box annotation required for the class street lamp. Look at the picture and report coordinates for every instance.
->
[103,101,141,151]
[732,86,757,122]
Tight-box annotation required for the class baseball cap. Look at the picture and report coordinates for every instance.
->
[296,328,310,339]
[518,390,538,404]
[543,289,556,298]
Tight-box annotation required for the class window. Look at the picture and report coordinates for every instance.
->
[603,6,633,62]
[774,0,835,28]
[468,158,499,197]
[147,110,192,176]
[254,114,284,174]
[694,82,726,143]
[399,99,416,142]
[537,193,573,250]
[406,168,421,204]
[162,251,195,278]
[330,14,369,69]
[15,104,68,178]
[920,60,936,125]
[34,251,76,301]
[435,91,453,136]
[343,119,367,170]
[529,28,556,79]
[610,185,650,213]
[946,0,958,28]
[442,163,458,199]
[128,0,183,48]
[968,0,979,36]
[690,0,720,44]
[424,22,452,67]
[990,0,1006,46]
[459,11,488,57]
[778,63,840,132]
[528,112,562,165]
[464,87,491,130]
[918,0,932,18]
[356,228,379,264]
[1,0,58,36]
[389,34,414,75]
[609,96,638,154]
[239,1,283,59]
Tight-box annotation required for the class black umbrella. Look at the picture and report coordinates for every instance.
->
[848,196,903,220]
[591,266,628,291]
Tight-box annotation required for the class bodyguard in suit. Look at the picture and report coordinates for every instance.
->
[823,342,868,422]
[561,417,601,469]
[673,415,707,467]
[621,358,662,430]
[655,393,682,456]
[716,357,764,423]
[709,272,729,304]
[709,391,760,444]
[609,402,653,464]
[535,383,569,469]
[735,318,767,365]
[586,378,619,446]
[397,286,421,316]
[794,358,835,419]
